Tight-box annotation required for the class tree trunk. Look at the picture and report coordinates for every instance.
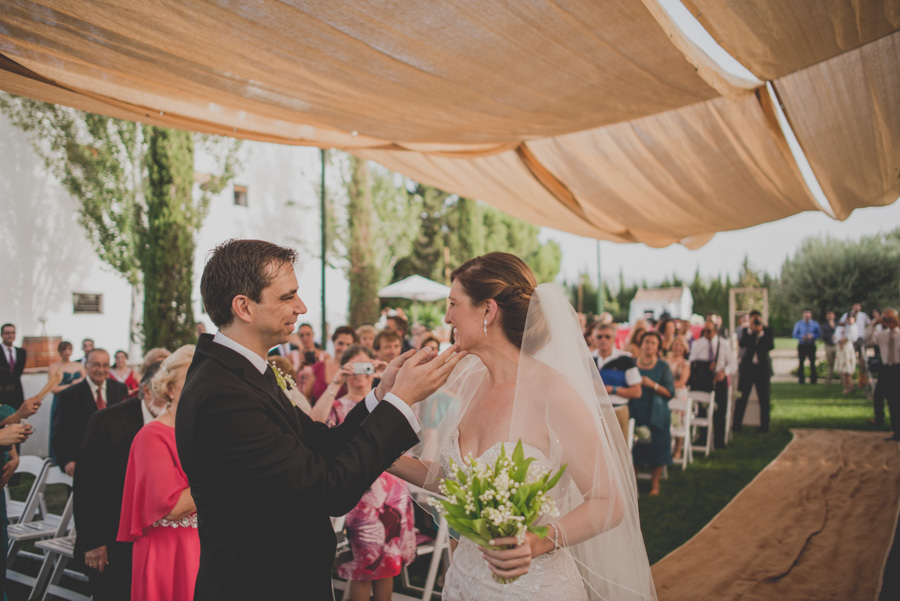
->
[347,157,380,326]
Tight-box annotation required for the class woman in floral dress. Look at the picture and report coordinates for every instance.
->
[313,344,416,601]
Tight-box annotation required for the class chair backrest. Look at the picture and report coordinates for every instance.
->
[614,405,631,446]
[688,389,716,411]
[668,398,691,414]
[44,468,73,488]
[15,455,48,478]
[14,458,53,524]
[626,418,635,453]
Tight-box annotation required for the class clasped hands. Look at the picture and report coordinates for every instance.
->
[375,345,467,406]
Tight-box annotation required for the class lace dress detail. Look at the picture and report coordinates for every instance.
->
[439,431,588,601]
[152,513,198,529]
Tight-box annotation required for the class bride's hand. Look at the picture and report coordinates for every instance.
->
[481,532,551,579]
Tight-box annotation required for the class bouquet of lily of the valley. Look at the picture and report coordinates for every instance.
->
[634,425,652,444]
[270,361,312,414]
[430,439,566,584]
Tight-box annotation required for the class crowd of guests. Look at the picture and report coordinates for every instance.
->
[0,310,444,601]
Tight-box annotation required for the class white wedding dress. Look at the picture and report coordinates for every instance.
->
[438,430,589,601]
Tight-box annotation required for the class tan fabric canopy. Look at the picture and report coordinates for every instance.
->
[0,0,897,246]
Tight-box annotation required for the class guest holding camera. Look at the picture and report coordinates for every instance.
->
[313,344,415,601]
[302,326,356,403]
[734,311,774,433]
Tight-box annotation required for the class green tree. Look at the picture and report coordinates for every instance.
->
[344,156,380,326]
[773,229,900,328]
[0,95,240,352]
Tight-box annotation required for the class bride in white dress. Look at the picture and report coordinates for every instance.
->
[390,252,657,601]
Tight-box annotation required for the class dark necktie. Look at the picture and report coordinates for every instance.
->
[95,386,106,410]
[264,367,294,414]
[7,348,14,371]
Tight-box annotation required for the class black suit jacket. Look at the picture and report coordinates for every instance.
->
[73,397,145,554]
[51,379,128,469]
[739,326,775,376]
[176,334,419,601]
[0,346,26,408]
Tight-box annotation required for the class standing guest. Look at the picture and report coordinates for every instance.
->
[656,317,677,358]
[296,323,323,361]
[841,303,871,389]
[688,321,736,449]
[356,324,378,351]
[822,311,838,386]
[118,346,200,601]
[141,348,171,375]
[734,311,774,433]
[584,321,601,353]
[592,324,641,407]
[625,320,647,357]
[111,350,140,393]
[631,331,674,496]
[792,309,821,384]
[374,329,403,365]
[52,349,128,476]
[302,326,356,403]
[78,338,95,365]
[48,341,84,462]
[835,316,858,394]
[317,345,417,601]
[706,311,726,337]
[666,336,691,459]
[867,309,900,441]
[76,362,168,600]
[420,337,441,353]
[385,314,414,353]
[0,323,26,410]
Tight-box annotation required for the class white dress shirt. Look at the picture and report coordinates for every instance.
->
[85,376,106,407]
[868,327,900,366]
[214,331,420,432]
[688,335,736,376]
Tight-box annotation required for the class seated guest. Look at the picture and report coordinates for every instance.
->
[52,349,128,476]
[631,332,674,496]
[267,356,311,414]
[592,324,641,407]
[111,350,140,394]
[118,346,200,601]
[301,326,356,404]
[355,324,378,351]
[75,362,167,600]
[314,345,416,601]
[688,321,736,448]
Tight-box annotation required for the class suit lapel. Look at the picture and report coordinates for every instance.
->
[242,368,302,434]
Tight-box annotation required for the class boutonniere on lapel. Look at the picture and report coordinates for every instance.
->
[270,362,312,414]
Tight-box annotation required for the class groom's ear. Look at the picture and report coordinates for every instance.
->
[231,295,254,324]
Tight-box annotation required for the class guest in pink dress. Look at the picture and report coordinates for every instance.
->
[311,344,416,601]
[118,345,199,601]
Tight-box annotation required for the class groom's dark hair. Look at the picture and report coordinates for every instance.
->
[201,239,298,328]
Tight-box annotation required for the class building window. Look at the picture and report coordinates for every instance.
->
[233,185,248,207]
[73,293,103,314]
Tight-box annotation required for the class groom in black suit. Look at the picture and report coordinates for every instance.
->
[176,239,464,601]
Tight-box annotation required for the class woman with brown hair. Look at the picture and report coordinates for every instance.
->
[301,325,356,403]
[389,253,656,600]
[632,331,675,496]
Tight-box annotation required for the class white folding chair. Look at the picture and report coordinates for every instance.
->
[398,485,452,601]
[626,418,635,454]
[32,524,90,601]
[5,456,52,524]
[688,390,716,458]
[7,469,74,589]
[669,396,693,470]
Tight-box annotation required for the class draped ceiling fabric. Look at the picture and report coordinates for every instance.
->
[0,1,897,247]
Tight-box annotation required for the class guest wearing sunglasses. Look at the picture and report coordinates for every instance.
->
[592,324,641,407]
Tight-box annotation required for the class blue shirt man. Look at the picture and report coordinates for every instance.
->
[793,309,821,384]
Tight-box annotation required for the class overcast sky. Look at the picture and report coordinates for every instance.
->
[542,200,900,286]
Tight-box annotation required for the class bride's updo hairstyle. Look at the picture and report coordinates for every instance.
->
[450,252,541,350]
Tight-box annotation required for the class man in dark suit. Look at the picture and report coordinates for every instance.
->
[74,361,167,599]
[51,348,128,476]
[0,323,26,409]
[176,239,464,601]
[734,310,775,433]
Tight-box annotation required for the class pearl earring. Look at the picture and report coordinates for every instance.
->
[483,319,488,337]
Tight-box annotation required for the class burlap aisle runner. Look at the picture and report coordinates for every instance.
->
[651,430,900,601]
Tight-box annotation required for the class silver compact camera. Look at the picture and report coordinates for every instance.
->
[353,362,375,375]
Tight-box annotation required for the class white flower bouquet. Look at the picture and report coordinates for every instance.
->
[634,425,652,444]
[430,439,566,584]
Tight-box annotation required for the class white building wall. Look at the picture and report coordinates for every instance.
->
[0,113,348,362]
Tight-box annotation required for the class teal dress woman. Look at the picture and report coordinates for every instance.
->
[47,341,83,463]
[629,331,675,496]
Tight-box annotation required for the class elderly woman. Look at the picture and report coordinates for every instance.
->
[118,345,199,601]
[631,331,675,496]
[313,344,416,601]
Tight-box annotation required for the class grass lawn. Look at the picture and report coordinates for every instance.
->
[773,336,797,351]
[638,381,888,564]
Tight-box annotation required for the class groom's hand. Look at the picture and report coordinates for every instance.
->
[374,349,417,401]
[389,345,466,406]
